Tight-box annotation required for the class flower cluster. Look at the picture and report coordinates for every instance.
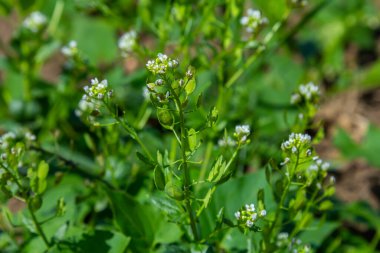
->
[83,78,112,100]
[118,30,137,57]
[22,11,47,33]
[61,41,78,58]
[146,53,179,75]
[0,132,16,150]
[308,156,330,173]
[240,9,268,34]
[281,133,311,155]
[77,78,113,118]
[290,82,320,105]
[0,132,26,168]
[234,203,266,229]
[234,125,251,145]
[276,232,312,253]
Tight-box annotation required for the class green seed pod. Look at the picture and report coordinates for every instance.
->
[29,195,43,211]
[157,107,174,129]
[165,182,184,201]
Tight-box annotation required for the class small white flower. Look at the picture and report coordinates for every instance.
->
[240,8,268,33]
[245,203,255,212]
[251,213,258,221]
[234,211,241,219]
[280,157,290,166]
[218,136,236,147]
[321,162,330,170]
[118,30,137,57]
[25,132,36,142]
[259,210,266,217]
[61,40,78,57]
[155,79,164,85]
[22,12,47,33]
[246,220,254,228]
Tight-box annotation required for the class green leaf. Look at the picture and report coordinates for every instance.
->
[84,133,96,152]
[136,152,155,166]
[196,93,203,108]
[207,155,224,182]
[319,200,334,211]
[185,79,196,95]
[207,107,218,127]
[37,161,49,179]
[157,150,163,167]
[105,189,155,251]
[188,128,197,151]
[154,166,166,191]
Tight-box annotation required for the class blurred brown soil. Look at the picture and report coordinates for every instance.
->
[316,88,380,210]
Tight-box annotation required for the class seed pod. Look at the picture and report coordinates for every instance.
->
[165,182,184,201]
[29,195,43,211]
[157,107,174,129]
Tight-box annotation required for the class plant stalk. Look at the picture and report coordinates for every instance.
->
[27,202,51,248]
[174,95,200,241]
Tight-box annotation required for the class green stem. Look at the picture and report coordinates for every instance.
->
[267,152,300,242]
[0,163,24,192]
[173,94,200,241]
[27,202,51,248]
[225,12,288,88]
[104,101,154,161]
[289,187,319,238]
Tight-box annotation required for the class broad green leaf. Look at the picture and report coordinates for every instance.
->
[105,189,155,251]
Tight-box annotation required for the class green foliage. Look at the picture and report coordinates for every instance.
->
[0,0,379,252]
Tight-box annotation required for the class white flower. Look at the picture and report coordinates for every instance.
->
[118,30,137,57]
[234,125,251,144]
[22,12,47,33]
[142,87,150,100]
[240,8,268,33]
[291,82,320,104]
[61,40,78,57]
[234,211,241,219]
[245,203,255,212]
[280,157,290,166]
[281,133,311,152]
[246,220,254,227]
[146,53,178,75]
[259,210,267,217]
[321,162,330,170]
[75,99,95,117]
[25,132,36,142]
[218,136,236,147]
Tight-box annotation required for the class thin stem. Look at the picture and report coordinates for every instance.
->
[267,152,300,240]
[172,93,200,241]
[27,202,51,248]
[104,101,154,161]
[225,12,288,88]
[0,163,24,192]
[31,146,115,190]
